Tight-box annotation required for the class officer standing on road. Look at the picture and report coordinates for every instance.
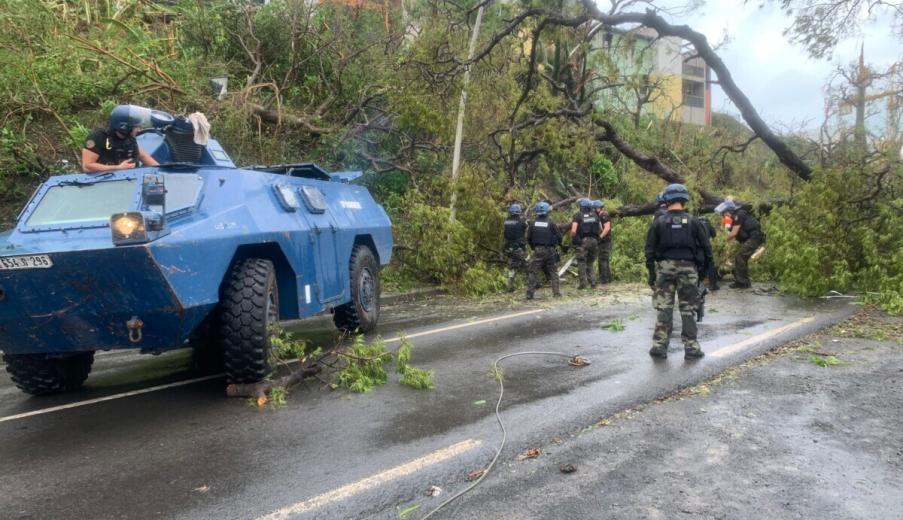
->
[593,199,613,285]
[645,184,713,359]
[715,199,765,289]
[81,105,159,173]
[570,198,601,289]
[526,201,562,300]
[503,203,528,293]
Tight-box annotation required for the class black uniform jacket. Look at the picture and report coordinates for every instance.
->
[84,128,139,166]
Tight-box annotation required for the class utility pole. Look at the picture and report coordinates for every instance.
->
[449,3,484,222]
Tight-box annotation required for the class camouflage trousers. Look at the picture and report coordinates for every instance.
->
[651,259,701,353]
[526,246,560,298]
[597,239,612,284]
[576,237,599,288]
[504,244,527,292]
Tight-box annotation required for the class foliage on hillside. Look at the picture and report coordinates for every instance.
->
[0,1,899,311]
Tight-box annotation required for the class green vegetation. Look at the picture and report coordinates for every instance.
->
[604,319,626,332]
[336,335,392,393]
[809,354,842,367]
[0,1,900,311]
[336,335,433,393]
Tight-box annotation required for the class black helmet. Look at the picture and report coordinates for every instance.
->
[661,183,690,203]
[109,105,149,134]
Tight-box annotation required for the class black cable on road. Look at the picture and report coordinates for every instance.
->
[419,351,588,520]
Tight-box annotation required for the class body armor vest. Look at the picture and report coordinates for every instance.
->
[577,212,600,238]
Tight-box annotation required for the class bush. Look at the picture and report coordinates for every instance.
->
[763,166,903,313]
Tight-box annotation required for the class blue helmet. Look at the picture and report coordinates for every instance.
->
[109,104,148,133]
[593,199,605,209]
[534,201,551,216]
[714,200,738,214]
[578,197,592,208]
[508,203,523,215]
[656,192,665,204]
[661,183,690,203]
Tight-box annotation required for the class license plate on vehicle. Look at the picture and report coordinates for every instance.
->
[0,255,53,270]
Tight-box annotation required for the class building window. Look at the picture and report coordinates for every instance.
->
[682,63,705,78]
[682,79,705,108]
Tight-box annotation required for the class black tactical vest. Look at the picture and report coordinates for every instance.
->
[503,218,526,244]
[530,219,555,246]
[577,212,600,238]
[735,210,764,242]
[655,211,696,261]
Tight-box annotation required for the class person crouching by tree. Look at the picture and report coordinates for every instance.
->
[715,199,765,289]
[526,201,562,300]
[570,198,600,289]
[645,184,713,360]
[593,199,613,285]
[82,105,159,173]
[503,203,528,293]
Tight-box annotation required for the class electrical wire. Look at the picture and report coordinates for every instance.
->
[419,351,587,520]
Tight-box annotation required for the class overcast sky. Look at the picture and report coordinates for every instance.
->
[645,0,901,130]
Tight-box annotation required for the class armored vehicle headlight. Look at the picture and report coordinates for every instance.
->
[110,212,148,245]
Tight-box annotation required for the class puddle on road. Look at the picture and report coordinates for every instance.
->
[373,360,627,448]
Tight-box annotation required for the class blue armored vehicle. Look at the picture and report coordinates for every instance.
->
[0,106,393,395]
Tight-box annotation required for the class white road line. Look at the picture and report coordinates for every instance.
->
[710,316,816,359]
[0,374,223,424]
[0,309,546,423]
[256,439,482,520]
[382,308,545,343]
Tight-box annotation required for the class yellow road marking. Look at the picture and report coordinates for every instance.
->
[710,316,816,358]
[256,439,482,520]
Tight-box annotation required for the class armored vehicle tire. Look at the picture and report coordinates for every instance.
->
[3,352,95,395]
[221,259,278,384]
[333,245,380,334]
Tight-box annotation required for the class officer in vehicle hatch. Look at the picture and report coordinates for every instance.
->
[82,105,159,173]
[570,198,600,289]
[645,184,713,360]
[503,203,528,293]
[715,199,765,289]
[593,199,613,285]
[526,201,562,300]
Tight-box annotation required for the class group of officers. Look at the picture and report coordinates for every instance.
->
[503,197,613,300]
[503,183,765,360]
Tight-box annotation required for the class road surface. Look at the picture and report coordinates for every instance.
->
[0,285,853,519]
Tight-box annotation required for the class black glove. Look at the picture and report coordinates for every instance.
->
[646,260,656,288]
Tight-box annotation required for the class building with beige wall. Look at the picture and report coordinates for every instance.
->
[590,27,712,126]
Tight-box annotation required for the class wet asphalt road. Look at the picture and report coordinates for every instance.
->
[0,285,854,519]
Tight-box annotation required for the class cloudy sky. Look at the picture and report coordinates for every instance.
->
[645,0,901,129]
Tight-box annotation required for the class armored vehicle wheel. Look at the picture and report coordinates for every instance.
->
[333,245,380,334]
[221,259,279,384]
[3,352,95,395]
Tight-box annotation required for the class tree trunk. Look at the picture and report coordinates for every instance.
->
[579,2,813,181]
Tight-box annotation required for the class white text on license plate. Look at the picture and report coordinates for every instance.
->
[0,255,53,270]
